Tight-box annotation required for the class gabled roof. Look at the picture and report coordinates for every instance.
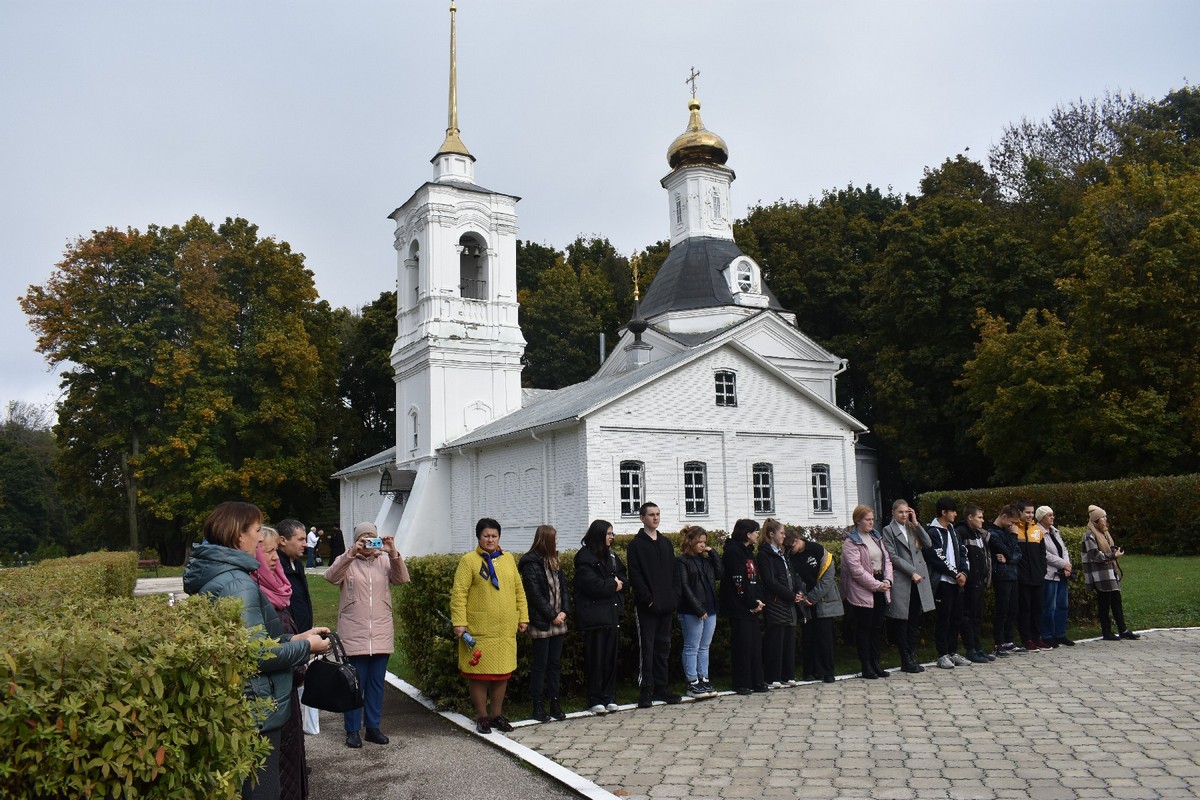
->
[638,236,785,319]
[332,446,397,479]
[445,335,865,450]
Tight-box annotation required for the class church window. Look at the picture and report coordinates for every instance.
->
[811,464,831,513]
[619,461,644,517]
[684,461,707,515]
[715,371,737,407]
[735,260,754,293]
[409,408,419,452]
[675,193,683,225]
[753,463,774,515]
[458,233,488,300]
[712,189,723,221]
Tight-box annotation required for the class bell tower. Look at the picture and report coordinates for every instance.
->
[389,2,525,467]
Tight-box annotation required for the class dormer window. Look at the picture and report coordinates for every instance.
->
[736,262,753,292]
[728,256,759,296]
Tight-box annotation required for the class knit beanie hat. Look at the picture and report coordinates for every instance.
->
[1035,505,1053,522]
[1088,505,1106,523]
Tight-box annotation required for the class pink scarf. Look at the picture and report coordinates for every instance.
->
[253,544,293,610]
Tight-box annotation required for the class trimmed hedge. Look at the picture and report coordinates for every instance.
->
[0,553,268,799]
[916,473,1200,556]
[397,525,1102,710]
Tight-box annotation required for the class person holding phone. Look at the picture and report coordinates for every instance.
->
[1082,505,1139,641]
[324,522,410,749]
[841,505,893,679]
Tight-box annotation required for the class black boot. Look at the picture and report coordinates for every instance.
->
[549,698,565,721]
[871,659,889,678]
[859,662,878,679]
[532,701,550,723]
[900,648,922,674]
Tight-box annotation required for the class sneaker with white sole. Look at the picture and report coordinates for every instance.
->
[949,653,972,666]
[769,681,783,689]
[605,703,620,713]
[589,704,607,715]
[687,681,706,698]
[936,654,955,669]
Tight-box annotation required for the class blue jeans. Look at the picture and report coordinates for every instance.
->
[1041,579,1069,640]
[678,613,717,682]
[344,653,388,732]
[306,547,316,568]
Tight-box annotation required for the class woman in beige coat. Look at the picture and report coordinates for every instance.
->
[324,522,410,749]
[451,517,528,735]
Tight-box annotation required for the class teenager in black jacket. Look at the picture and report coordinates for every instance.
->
[758,519,800,687]
[519,525,571,722]
[626,502,681,707]
[720,518,767,695]
[573,519,627,715]
[676,525,722,697]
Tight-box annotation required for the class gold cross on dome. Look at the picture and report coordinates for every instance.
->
[686,66,701,98]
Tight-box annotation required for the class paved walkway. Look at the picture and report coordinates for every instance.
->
[509,629,1200,800]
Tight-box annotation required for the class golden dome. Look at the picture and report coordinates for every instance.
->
[666,98,728,169]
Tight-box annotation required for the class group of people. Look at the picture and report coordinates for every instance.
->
[843,497,1138,681]
[184,505,410,800]
[184,493,1138,795]
[447,497,1139,737]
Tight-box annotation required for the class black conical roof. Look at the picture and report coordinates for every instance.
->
[639,237,785,320]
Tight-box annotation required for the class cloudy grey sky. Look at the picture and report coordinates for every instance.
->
[2,1,1195,413]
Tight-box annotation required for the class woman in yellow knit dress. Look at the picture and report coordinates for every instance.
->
[451,517,529,734]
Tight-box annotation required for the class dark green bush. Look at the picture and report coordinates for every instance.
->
[0,594,267,799]
[916,473,1200,555]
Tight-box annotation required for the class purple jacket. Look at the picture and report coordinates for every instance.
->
[840,529,894,609]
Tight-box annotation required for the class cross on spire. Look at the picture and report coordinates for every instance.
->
[686,66,701,98]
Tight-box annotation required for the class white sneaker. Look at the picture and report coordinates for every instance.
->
[769,681,783,689]
[949,653,972,666]
[589,704,607,715]
[605,703,620,713]
[785,679,800,687]
[936,654,955,669]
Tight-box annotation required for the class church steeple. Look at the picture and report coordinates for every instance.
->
[432,2,476,183]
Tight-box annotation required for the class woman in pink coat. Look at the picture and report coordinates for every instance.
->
[840,505,893,679]
[324,522,410,749]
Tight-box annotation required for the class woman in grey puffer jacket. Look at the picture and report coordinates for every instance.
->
[184,501,329,800]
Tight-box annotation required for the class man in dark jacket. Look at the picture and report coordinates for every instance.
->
[626,502,682,707]
[1015,499,1050,650]
[925,497,970,670]
[278,518,318,735]
[988,505,1024,657]
[956,505,994,663]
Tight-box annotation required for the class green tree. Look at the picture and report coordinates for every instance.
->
[335,291,397,467]
[864,157,1053,492]
[0,403,68,556]
[22,217,339,562]
[519,257,608,388]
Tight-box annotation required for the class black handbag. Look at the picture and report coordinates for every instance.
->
[301,632,363,713]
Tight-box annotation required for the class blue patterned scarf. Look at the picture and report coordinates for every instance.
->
[478,547,504,589]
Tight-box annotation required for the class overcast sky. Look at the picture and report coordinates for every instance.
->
[2,1,1196,413]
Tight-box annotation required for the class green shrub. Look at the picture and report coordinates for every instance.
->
[0,594,267,800]
[916,473,1200,555]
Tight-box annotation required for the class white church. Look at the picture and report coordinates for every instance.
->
[334,8,880,556]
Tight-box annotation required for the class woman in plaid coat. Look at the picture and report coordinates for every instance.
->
[1081,505,1138,642]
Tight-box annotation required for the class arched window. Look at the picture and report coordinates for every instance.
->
[619,460,644,517]
[409,407,419,453]
[753,463,774,514]
[715,370,737,407]
[684,461,707,515]
[811,464,831,513]
[458,233,487,300]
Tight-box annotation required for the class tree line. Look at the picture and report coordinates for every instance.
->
[10,86,1197,562]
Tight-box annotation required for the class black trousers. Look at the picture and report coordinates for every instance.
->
[1017,581,1044,643]
[933,581,964,655]
[762,623,796,683]
[887,588,923,657]
[993,581,1018,647]
[243,726,281,800]
[635,608,672,693]
[729,614,764,690]
[802,616,835,679]
[582,625,618,706]
[1096,589,1128,635]
[960,582,986,652]
[529,634,564,702]
[848,593,886,670]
